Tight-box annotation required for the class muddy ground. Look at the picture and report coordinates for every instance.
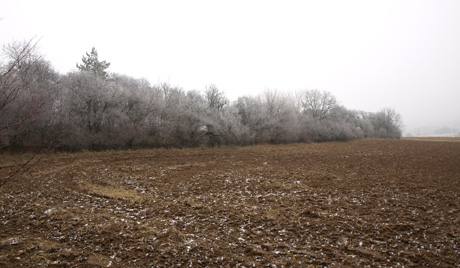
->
[1,138,459,267]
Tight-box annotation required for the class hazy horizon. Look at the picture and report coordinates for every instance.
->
[2,0,459,135]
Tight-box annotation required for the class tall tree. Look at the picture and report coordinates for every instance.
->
[76,47,110,79]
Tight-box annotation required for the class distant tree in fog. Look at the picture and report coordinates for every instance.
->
[371,108,402,139]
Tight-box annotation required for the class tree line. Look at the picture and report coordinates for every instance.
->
[0,41,402,151]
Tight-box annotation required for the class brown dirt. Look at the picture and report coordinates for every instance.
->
[1,139,459,267]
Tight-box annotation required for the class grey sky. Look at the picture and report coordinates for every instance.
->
[1,0,459,135]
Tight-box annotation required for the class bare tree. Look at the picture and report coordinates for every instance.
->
[298,89,338,121]
[371,108,402,139]
[204,84,228,112]
[0,39,40,126]
[0,39,60,186]
[261,90,299,143]
[0,39,58,148]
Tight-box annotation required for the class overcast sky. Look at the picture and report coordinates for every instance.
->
[1,0,459,134]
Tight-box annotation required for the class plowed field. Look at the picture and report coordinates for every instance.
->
[1,138,459,267]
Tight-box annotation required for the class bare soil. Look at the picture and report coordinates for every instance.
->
[1,139,459,267]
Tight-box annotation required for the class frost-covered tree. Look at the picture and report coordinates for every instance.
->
[298,89,338,121]
[76,47,110,79]
[371,108,402,139]
[0,39,59,148]
[235,95,265,143]
[205,84,228,112]
[261,90,299,143]
[1,38,405,151]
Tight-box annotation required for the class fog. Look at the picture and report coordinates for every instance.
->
[1,0,459,136]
